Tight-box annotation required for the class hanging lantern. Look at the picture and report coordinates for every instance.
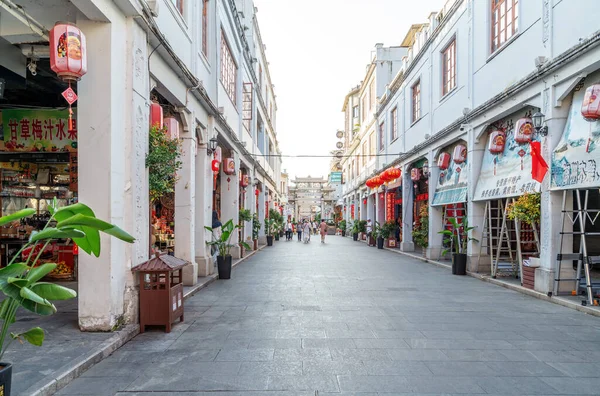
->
[49,23,87,81]
[372,176,382,187]
[453,144,467,164]
[390,168,401,180]
[255,189,260,196]
[363,198,367,205]
[240,175,250,187]
[223,158,236,175]
[518,148,526,170]
[211,159,220,173]
[488,130,506,154]
[437,152,451,170]
[163,117,180,139]
[582,84,600,121]
[150,103,163,129]
[514,118,534,144]
[411,168,420,181]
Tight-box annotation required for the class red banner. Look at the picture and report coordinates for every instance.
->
[386,192,395,222]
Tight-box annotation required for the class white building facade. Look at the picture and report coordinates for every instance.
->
[342,0,600,297]
[0,0,281,330]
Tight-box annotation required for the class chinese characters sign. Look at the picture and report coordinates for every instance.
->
[551,72,600,190]
[473,110,541,201]
[0,109,77,152]
[69,152,78,192]
[385,192,395,222]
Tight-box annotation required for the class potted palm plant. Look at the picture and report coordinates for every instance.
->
[438,217,477,275]
[238,209,252,257]
[0,201,135,395]
[351,221,359,241]
[358,220,367,240]
[252,213,260,250]
[339,220,346,237]
[205,220,250,279]
[373,222,385,249]
[264,218,275,246]
[381,220,397,248]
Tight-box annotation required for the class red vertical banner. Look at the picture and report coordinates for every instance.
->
[351,204,355,220]
[386,193,395,222]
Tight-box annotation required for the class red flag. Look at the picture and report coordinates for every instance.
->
[530,141,548,183]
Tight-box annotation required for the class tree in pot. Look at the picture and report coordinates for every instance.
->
[206,220,251,279]
[438,217,478,275]
[339,220,347,237]
[357,220,367,240]
[0,202,135,395]
[373,222,385,249]
[238,209,252,257]
[264,218,276,246]
[381,220,397,248]
[351,221,359,241]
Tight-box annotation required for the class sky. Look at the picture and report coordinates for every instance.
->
[253,0,447,181]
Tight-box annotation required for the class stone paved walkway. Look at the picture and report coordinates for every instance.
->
[57,236,600,395]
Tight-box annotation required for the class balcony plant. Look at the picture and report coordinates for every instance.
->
[0,202,135,395]
[205,219,250,279]
[438,217,478,275]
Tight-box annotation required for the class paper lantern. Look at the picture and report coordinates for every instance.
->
[411,168,421,181]
[514,118,534,144]
[453,144,467,164]
[372,176,382,187]
[223,158,236,175]
[49,23,87,81]
[380,169,393,183]
[488,131,506,154]
[389,168,401,179]
[211,159,220,173]
[255,189,260,196]
[437,152,451,170]
[366,179,374,188]
[363,199,367,205]
[240,175,250,187]
[150,103,163,129]
[582,84,600,121]
[164,117,179,139]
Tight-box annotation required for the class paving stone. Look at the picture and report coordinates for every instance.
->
[352,338,410,349]
[215,348,274,361]
[302,337,357,349]
[247,338,301,349]
[267,375,340,392]
[238,361,303,376]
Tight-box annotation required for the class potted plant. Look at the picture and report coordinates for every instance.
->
[412,206,429,253]
[358,220,367,240]
[373,222,385,249]
[206,219,250,279]
[264,218,275,246]
[0,202,135,395]
[381,220,397,248]
[438,217,478,275]
[252,213,260,250]
[339,220,346,237]
[351,221,359,241]
[507,192,541,284]
[238,208,252,256]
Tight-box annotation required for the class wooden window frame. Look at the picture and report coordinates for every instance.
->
[442,39,456,97]
[202,0,208,56]
[220,31,237,105]
[411,80,421,123]
[391,107,398,141]
[491,0,519,53]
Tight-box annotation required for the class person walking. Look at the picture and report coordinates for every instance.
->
[313,221,318,235]
[297,221,303,242]
[303,220,311,243]
[319,219,328,243]
[286,220,293,240]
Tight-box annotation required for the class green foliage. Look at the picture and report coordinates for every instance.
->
[264,218,276,236]
[507,192,541,225]
[205,219,250,257]
[357,220,367,233]
[146,125,183,203]
[380,220,396,239]
[438,217,478,255]
[338,220,346,230]
[412,206,429,249]
[252,213,261,240]
[314,213,321,222]
[239,209,252,223]
[0,201,134,361]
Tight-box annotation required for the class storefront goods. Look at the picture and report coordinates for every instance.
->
[410,168,421,181]
[0,204,134,394]
[437,152,451,170]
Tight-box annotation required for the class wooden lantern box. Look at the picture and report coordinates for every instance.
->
[132,253,187,333]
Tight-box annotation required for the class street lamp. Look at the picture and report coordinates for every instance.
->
[532,111,548,137]
[207,137,218,156]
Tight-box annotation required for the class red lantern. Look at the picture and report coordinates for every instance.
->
[488,131,506,154]
[164,117,179,139]
[372,176,382,187]
[514,118,534,144]
[363,199,367,205]
[411,168,420,181]
[223,158,236,175]
[437,152,451,170]
[255,189,260,196]
[211,160,220,172]
[240,175,250,187]
[365,179,372,188]
[380,169,393,183]
[453,144,467,164]
[582,84,600,121]
[150,103,163,129]
[49,23,87,81]
[390,168,401,179]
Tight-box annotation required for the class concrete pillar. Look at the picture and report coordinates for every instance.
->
[467,126,489,273]
[376,191,385,225]
[360,195,367,221]
[427,150,443,259]
[195,119,214,277]
[258,189,266,244]
[77,15,145,331]
[367,194,375,223]
[241,183,252,248]
[401,164,414,252]
[220,154,240,258]
[175,129,197,286]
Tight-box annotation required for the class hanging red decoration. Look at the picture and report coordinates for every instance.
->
[372,176,383,187]
[227,176,231,191]
[49,23,87,81]
[437,152,451,170]
[255,189,260,196]
[211,160,220,172]
[389,168,401,180]
[164,117,180,139]
[240,174,250,187]
[365,179,374,188]
[363,199,367,205]
[514,118,534,144]
[488,130,506,154]
[150,103,163,129]
[453,144,467,164]
[582,84,600,121]
[518,148,526,170]
[223,158,236,175]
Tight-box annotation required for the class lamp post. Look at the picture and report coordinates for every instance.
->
[207,137,218,155]
[532,111,548,137]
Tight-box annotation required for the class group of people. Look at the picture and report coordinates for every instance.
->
[284,219,328,244]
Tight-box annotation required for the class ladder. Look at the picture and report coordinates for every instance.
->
[492,198,520,278]
[553,189,600,306]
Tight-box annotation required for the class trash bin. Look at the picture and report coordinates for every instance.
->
[132,252,187,333]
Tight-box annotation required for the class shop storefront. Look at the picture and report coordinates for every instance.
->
[474,109,542,280]
[410,159,429,253]
[551,73,600,304]
[432,140,468,259]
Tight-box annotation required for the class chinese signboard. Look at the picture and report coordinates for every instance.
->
[551,73,600,190]
[69,152,78,191]
[473,109,541,201]
[329,172,342,184]
[386,192,395,221]
[432,140,469,206]
[0,109,77,152]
